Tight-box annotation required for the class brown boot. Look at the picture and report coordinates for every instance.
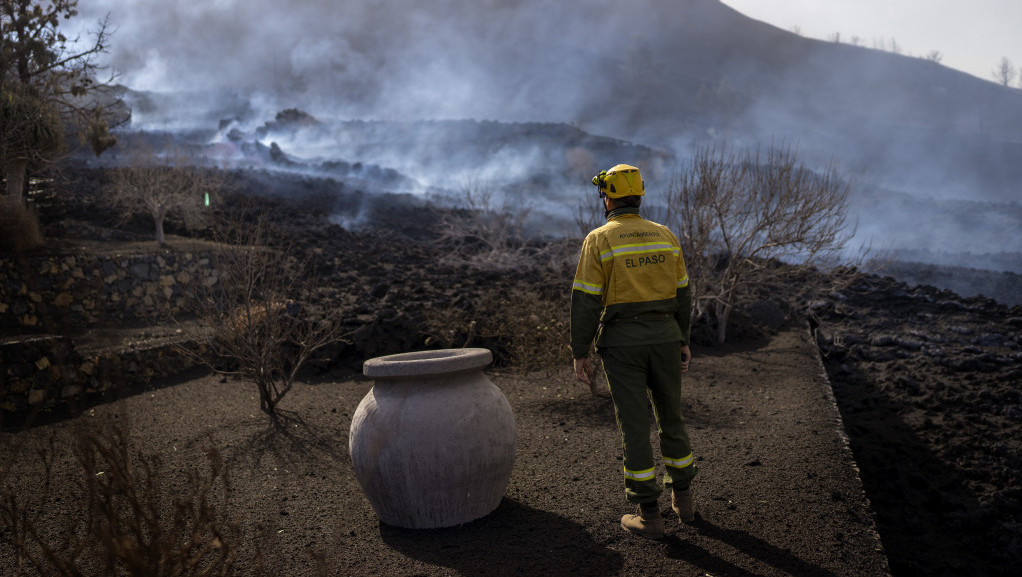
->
[672,487,695,523]
[620,502,664,539]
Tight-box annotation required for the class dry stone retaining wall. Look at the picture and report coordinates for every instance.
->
[0,250,218,330]
[1,249,218,417]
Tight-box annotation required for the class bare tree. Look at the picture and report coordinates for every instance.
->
[178,209,351,418]
[992,57,1017,87]
[104,141,224,245]
[657,143,854,344]
[924,50,943,64]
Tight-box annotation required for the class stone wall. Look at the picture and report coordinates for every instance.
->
[0,249,218,331]
[1,248,219,417]
[0,333,200,415]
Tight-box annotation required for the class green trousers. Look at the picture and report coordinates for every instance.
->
[600,342,697,504]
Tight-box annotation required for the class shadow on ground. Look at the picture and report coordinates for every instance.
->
[665,517,842,577]
[379,498,624,577]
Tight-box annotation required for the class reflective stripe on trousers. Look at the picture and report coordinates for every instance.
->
[602,341,697,503]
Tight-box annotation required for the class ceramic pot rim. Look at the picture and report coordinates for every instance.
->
[363,347,493,378]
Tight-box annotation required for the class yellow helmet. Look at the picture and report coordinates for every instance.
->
[592,164,644,198]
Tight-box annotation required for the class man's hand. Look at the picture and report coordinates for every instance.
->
[680,344,692,373]
[574,356,604,396]
[574,357,595,385]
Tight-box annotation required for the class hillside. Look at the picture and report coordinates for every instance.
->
[579,1,1022,203]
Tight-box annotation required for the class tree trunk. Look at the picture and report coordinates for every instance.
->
[154,214,166,245]
[715,300,731,345]
[4,158,28,204]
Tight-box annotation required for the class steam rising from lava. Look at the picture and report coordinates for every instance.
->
[75,0,614,125]
[70,0,1022,272]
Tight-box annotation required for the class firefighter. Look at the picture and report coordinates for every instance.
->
[570,163,696,539]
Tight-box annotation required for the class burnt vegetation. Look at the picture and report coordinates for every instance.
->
[2,151,1020,575]
[2,423,237,576]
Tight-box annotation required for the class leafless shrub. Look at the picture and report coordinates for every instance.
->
[0,434,78,576]
[103,141,226,245]
[77,425,236,576]
[653,142,857,343]
[177,208,351,417]
[0,424,237,576]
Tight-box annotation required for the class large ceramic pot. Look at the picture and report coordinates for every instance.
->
[349,348,517,529]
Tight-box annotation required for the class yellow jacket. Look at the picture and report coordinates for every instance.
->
[570,208,692,358]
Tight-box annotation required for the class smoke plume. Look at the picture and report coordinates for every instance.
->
[70,0,1022,272]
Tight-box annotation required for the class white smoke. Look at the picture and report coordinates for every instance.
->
[73,0,620,125]
[68,0,1022,273]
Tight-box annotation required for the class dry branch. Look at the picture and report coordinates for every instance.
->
[176,208,351,417]
[652,142,856,343]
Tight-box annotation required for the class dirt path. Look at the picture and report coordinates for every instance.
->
[1,327,890,576]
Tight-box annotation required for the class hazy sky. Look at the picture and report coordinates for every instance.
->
[720,0,1022,81]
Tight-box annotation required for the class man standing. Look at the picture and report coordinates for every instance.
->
[570,164,696,540]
